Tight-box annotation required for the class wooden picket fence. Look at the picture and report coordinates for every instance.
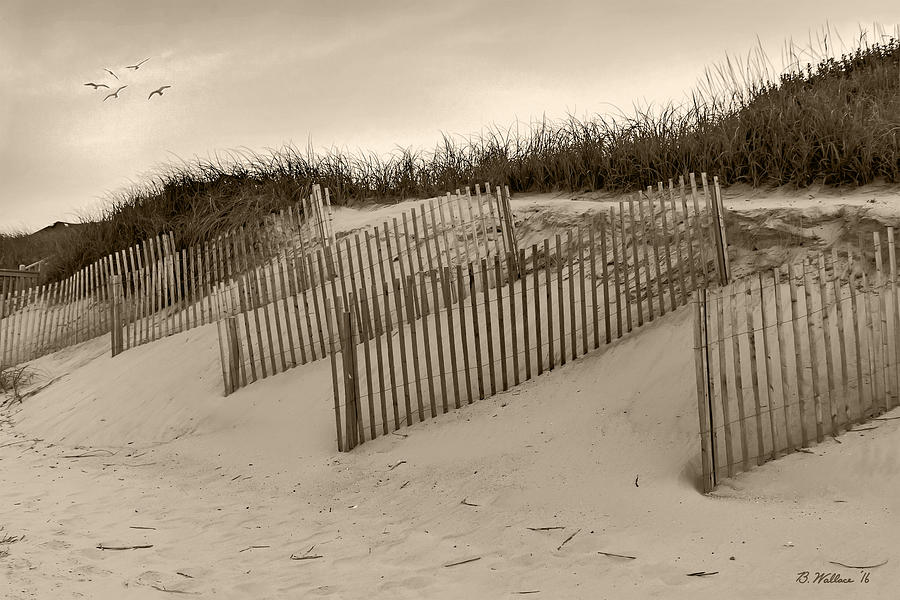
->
[328,173,728,451]
[214,182,522,393]
[693,226,900,492]
[1,259,114,367]
[0,268,39,298]
[109,184,336,356]
[0,185,334,367]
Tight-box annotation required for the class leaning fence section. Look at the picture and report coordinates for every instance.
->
[693,226,900,492]
[110,184,337,356]
[213,182,524,393]
[324,173,727,451]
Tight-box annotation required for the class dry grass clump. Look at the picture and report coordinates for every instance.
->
[0,365,33,407]
[4,27,899,281]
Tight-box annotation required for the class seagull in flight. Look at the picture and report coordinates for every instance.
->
[84,82,109,89]
[104,68,119,80]
[103,85,127,101]
[126,58,151,70]
[148,85,171,99]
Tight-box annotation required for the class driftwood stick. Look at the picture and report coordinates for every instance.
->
[597,551,637,560]
[556,528,581,551]
[96,543,153,550]
[444,556,481,568]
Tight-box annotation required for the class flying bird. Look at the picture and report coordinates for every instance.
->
[104,68,119,80]
[84,82,109,89]
[148,85,171,99]
[126,58,151,70]
[103,85,127,101]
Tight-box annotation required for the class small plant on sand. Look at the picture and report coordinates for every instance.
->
[0,528,24,559]
[0,365,33,407]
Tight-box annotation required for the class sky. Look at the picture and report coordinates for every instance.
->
[1,0,899,233]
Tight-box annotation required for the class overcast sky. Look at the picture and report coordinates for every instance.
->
[1,0,898,232]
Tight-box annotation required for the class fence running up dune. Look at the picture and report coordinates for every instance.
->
[0,184,336,368]
[107,184,336,356]
[325,173,728,451]
[214,182,525,394]
[693,226,900,492]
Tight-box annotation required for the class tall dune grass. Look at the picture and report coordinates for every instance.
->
[3,28,899,281]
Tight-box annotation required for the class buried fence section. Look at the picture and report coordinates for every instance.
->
[694,232,900,492]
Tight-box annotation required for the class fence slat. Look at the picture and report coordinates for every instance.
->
[744,278,765,466]
[693,289,713,493]
[628,197,644,326]
[457,264,473,405]
[772,267,794,452]
[729,282,750,470]
[469,263,485,401]
[713,287,734,477]
[801,260,825,443]
[482,258,497,395]
[610,208,622,340]
[496,257,508,391]
[816,254,837,436]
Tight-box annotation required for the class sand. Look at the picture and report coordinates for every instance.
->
[2,185,900,598]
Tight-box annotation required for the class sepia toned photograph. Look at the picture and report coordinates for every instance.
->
[2,1,900,597]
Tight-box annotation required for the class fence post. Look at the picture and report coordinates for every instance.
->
[693,289,714,492]
[214,285,231,395]
[108,275,121,357]
[710,179,729,285]
[325,297,344,452]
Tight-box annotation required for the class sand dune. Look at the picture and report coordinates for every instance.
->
[2,188,900,598]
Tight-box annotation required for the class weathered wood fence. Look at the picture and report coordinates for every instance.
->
[693,226,900,492]
[328,173,727,451]
[109,184,336,356]
[0,268,40,297]
[1,185,335,366]
[214,182,522,393]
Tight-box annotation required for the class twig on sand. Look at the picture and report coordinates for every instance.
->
[388,460,406,471]
[686,571,718,577]
[444,556,481,568]
[150,584,198,595]
[874,415,900,421]
[176,572,194,579]
[64,449,116,459]
[557,529,581,551]
[460,498,479,507]
[634,475,639,487]
[798,449,815,454]
[400,481,410,489]
[130,526,157,530]
[239,545,270,553]
[515,591,540,595]
[828,559,888,569]
[290,553,323,561]
[97,543,153,550]
[0,440,31,449]
[391,432,408,438]
[597,551,636,560]
[291,545,323,561]
[527,526,565,531]
[850,426,879,432]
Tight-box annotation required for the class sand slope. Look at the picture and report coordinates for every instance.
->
[2,301,899,599]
